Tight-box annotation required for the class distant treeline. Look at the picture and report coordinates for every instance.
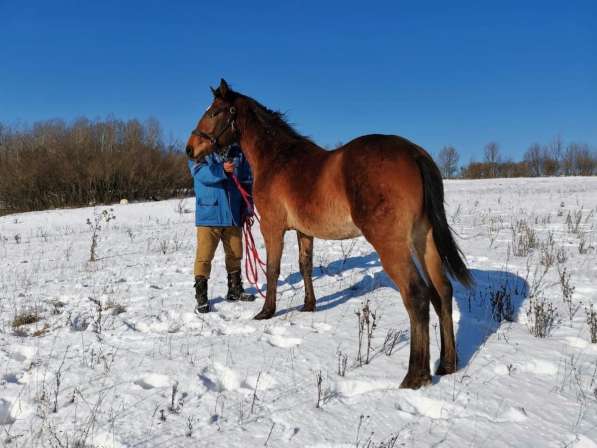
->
[436,138,597,179]
[0,118,191,214]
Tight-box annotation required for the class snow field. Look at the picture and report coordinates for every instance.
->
[0,177,596,447]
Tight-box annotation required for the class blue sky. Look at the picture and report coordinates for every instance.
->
[1,0,595,161]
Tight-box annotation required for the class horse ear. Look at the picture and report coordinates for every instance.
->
[210,86,218,98]
[219,79,230,99]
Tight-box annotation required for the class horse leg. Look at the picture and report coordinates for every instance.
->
[421,229,457,375]
[254,226,285,320]
[366,234,432,389]
[296,231,316,312]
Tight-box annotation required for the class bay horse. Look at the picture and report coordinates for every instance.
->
[186,79,473,389]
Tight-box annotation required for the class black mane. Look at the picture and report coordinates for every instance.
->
[250,100,308,141]
[216,85,311,142]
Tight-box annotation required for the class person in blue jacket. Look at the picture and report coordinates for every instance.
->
[189,143,255,313]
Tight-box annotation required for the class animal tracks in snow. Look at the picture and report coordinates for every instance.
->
[263,325,303,348]
[266,334,302,348]
[0,398,32,425]
[133,373,171,389]
[199,362,242,392]
[494,359,558,377]
[199,363,277,395]
[5,345,36,363]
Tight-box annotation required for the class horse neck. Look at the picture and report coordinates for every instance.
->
[237,108,314,177]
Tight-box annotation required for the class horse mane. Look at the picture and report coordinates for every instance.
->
[216,85,312,144]
[243,95,313,144]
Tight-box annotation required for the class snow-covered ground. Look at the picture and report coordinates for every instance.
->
[1,177,596,447]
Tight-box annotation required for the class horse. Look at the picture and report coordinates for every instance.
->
[186,79,473,389]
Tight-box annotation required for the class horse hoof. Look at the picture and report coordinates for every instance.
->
[435,364,457,376]
[253,309,275,320]
[399,372,432,390]
[300,305,316,312]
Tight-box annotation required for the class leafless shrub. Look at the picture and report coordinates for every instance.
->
[168,381,184,414]
[53,347,70,413]
[86,208,115,262]
[488,283,515,323]
[361,433,401,448]
[64,243,73,262]
[12,308,42,329]
[314,370,323,408]
[511,219,538,256]
[185,416,194,438]
[523,254,548,299]
[538,214,551,225]
[526,296,559,338]
[539,231,556,270]
[450,204,462,225]
[557,247,568,264]
[36,227,50,242]
[558,266,579,325]
[585,305,597,344]
[566,209,583,234]
[382,328,407,356]
[356,300,377,366]
[0,118,192,213]
[125,227,135,242]
[577,232,593,254]
[488,215,503,247]
[337,350,348,377]
[176,198,192,215]
[171,233,185,252]
[158,239,169,255]
[88,297,103,334]
[250,372,261,415]
[339,240,357,268]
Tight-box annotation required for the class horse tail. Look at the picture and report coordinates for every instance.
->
[415,150,473,288]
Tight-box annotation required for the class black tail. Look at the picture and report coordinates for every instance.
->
[415,150,473,288]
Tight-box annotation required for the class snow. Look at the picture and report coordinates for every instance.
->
[0,177,596,447]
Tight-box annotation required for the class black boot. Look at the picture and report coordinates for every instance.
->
[226,271,256,302]
[194,276,210,313]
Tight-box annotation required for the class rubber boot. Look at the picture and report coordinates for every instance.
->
[226,271,256,302]
[194,275,210,313]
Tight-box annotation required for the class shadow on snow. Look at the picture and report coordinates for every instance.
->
[257,250,528,371]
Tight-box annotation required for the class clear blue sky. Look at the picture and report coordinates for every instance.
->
[1,0,595,162]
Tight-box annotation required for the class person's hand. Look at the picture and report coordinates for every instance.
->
[223,161,235,173]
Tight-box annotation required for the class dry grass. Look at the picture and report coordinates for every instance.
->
[11,309,42,329]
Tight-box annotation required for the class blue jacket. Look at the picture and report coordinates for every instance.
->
[188,145,253,227]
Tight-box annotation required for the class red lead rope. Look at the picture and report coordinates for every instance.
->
[229,173,267,298]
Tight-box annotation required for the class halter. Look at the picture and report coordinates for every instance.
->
[191,106,237,153]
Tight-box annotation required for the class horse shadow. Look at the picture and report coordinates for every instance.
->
[270,251,528,370]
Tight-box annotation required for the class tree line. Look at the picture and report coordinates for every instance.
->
[0,118,191,214]
[1,118,595,215]
[436,137,596,179]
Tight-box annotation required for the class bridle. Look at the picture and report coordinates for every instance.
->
[191,106,237,153]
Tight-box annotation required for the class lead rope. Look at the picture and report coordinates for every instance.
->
[229,173,267,298]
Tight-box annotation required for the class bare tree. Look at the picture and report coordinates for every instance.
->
[437,146,460,179]
[562,143,594,176]
[484,142,501,178]
[547,135,563,162]
[524,143,543,177]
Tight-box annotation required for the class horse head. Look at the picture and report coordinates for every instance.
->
[186,78,239,160]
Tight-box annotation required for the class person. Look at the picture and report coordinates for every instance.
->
[188,143,255,313]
